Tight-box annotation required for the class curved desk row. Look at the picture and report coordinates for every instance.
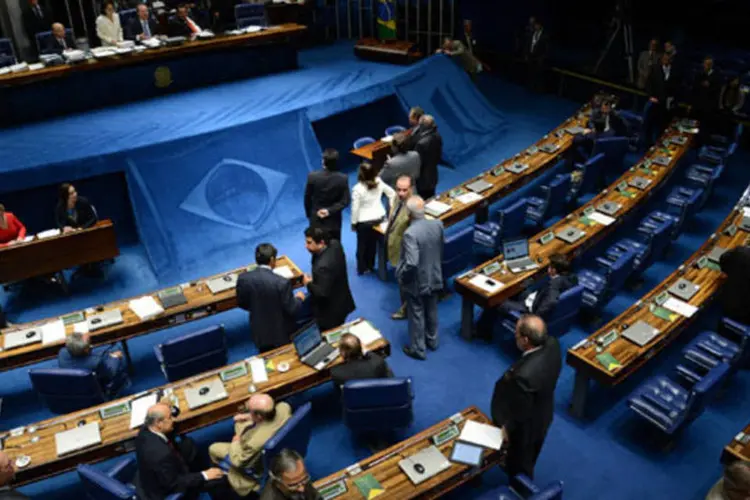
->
[2,318,390,486]
[454,120,696,339]
[0,256,302,372]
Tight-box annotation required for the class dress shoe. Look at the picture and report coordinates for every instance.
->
[402,346,426,360]
[391,309,407,320]
[427,343,438,352]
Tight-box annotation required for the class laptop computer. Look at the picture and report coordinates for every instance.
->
[184,377,229,410]
[556,227,586,244]
[621,320,660,347]
[55,422,102,457]
[506,163,529,174]
[399,445,451,485]
[628,176,651,190]
[652,156,670,166]
[502,238,538,274]
[206,273,238,295]
[539,143,560,154]
[87,309,124,332]
[3,327,43,350]
[597,201,622,216]
[668,278,700,301]
[466,179,493,194]
[707,246,726,264]
[293,324,339,370]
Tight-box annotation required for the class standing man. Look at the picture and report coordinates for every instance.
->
[236,243,306,353]
[386,175,414,320]
[259,449,322,500]
[524,19,548,91]
[0,450,29,499]
[22,0,51,53]
[436,37,481,79]
[396,196,444,361]
[490,315,561,480]
[304,149,350,242]
[646,53,677,145]
[302,227,355,331]
[691,55,721,138]
[414,115,442,200]
[126,3,159,41]
[379,133,420,188]
[403,106,425,150]
[208,394,292,498]
[636,38,660,89]
[718,246,750,326]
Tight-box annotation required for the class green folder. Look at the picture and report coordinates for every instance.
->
[620,189,637,199]
[578,216,596,227]
[353,474,385,499]
[706,261,721,272]
[596,352,621,372]
[651,306,678,322]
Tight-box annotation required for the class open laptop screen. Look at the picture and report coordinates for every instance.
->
[503,238,529,261]
[293,324,322,357]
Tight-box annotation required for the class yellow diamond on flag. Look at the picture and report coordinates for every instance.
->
[368,488,385,499]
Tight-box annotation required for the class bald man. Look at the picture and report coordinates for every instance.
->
[0,451,29,499]
[135,403,226,500]
[329,333,392,386]
[490,315,561,481]
[209,394,292,497]
[44,23,76,55]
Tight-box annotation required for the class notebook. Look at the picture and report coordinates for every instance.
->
[55,422,102,457]
[184,378,228,410]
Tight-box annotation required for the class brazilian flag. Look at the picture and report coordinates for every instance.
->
[377,0,396,40]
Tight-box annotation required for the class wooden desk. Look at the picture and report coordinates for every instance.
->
[722,422,750,463]
[3,318,390,486]
[0,220,119,287]
[313,406,503,500]
[454,122,695,340]
[0,256,302,372]
[565,190,749,418]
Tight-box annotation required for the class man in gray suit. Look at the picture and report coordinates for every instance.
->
[380,133,420,188]
[396,196,444,360]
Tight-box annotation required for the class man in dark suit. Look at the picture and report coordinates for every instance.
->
[719,246,750,325]
[57,332,130,397]
[380,133,420,188]
[523,19,548,91]
[304,149,350,242]
[169,3,202,37]
[403,106,424,151]
[567,117,606,167]
[126,3,159,41]
[0,451,30,499]
[691,55,721,139]
[588,98,627,137]
[302,227,355,331]
[236,243,305,353]
[330,333,392,386]
[646,52,678,144]
[413,115,442,200]
[476,254,577,340]
[43,23,76,55]
[135,403,228,500]
[22,0,51,52]
[491,315,561,480]
[259,449,322,500]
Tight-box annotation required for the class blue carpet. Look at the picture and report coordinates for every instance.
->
[2,44,750,500]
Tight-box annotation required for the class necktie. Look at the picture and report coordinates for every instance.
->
[59,37,67,49]
[663,66,670,81]
[35,5,42,19]
[143,20,150,37]
[186,17,199,34]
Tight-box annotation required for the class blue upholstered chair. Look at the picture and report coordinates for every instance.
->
[665,185,705,233]
[642,210,681,240]
[443,226,475,281]
[592,136,629,182]
[385,125,406,136]
[218,402,313,488]
[0,38,16,68]
[29,368,107,414]
[36,29,73,54]
[619,100,655,148]
[681,331,742,376]
[153,325,228,382]
[488,474,563,500]
[118,9,137,31]
[525,172,571,229]
[610,214,674,278]
[699,123,742,164]
[498,284,584,339]
[578,249,636,312]
[686,163,723,206]
[342,378,414,432]
[627,361,730,436]
[78,456,183,500]
[569,152,606,201]
[720,318,750,369]
[353,137,376,150]
[473,198,529,255]
[235,3,266,27]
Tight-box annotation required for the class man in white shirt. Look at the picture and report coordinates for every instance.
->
[127,3,159,41]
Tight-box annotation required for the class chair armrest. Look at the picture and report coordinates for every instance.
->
[107,457,137,482]
[512,474,540,496]
[722,318,750,339]
[165,495,184,500]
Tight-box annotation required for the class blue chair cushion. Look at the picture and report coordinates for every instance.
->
[578,269,606,294]
[385,125,406,136]
[628,375,689,432]
[353,137,376,149]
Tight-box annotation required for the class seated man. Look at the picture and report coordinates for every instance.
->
[588,98,627,136]
[44,22,76,54]
[329,333,393,387]
[169,3,202,37]
[476,254,577,340]
[57,332,129,397]
[380,133,421,188]
[126,3,159,41]
[0,450,30,499]
[209,394,292,498]
[260,449,322,500]
[567,117,606,167]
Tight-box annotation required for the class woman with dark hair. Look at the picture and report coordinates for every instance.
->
[55,183,98,232]
[0,204,27,246]
[96,0,123,46]
[350,162,396,275]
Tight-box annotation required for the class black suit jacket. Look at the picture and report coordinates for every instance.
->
[531,273,578,320]
[414,128,442,194]
[330,352,393,386]
[168,17,193,37]
[236,267,300,352]
[304,169,350,236]
[524,29,549,61]
[646,64,678,103]
[719,247,750,325]
[43,33,76,55]
[692,70,721,113]
[403,123,423,151]
[23,5,51,42]
[55,196,98,229]
[126,16,159,40]
[491,336,562,443]
[135,428,204,500]
[308,240,355,331]
[259,481,322,500]
[589,109,627,136]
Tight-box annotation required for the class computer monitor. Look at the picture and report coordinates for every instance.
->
[293,324,322,358]
[502,238,529,261]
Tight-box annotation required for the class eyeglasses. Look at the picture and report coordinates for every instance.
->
[278,473,311,490]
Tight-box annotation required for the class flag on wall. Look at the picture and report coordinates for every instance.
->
[377,0,396,40]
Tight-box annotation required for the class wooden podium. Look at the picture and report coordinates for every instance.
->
[354,38,422,65]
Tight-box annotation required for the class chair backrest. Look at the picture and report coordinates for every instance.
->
[0,38,15,66]
[547,284,584,337]
[544,173,571,218]
[77,462,135,500]
[235,3,265,25]
[577,152,606,195]
[159,325,228,382]
[385,125,406,136]
[593,136,629,173]
[29,368,106,414]
[259,402,313,484]
[442,226,474,280]
[353,137,376,150]
[118,9,137,30]
[604,249,636,292]
[692,361,730,410]
[529,480,564,500]
[36,29,73,53]
[496,198,529,240]
[342,378,414,431]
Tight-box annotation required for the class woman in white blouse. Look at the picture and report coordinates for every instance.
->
[96,1,123,46]
[351,162,396,275]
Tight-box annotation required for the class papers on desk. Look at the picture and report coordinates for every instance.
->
[0,67,10,76]
[458,420,504,450]
[249,357,269,384]
[589,212,615,226]
[273,265,294,279]
[381,135,394,143]
[348,321,382,346]
[37,229,61,239]
[129,296,164,321]
[91,47,116,58]
[9,63,29,73]
[197,30,215,39]
[141,38,161,49]
[73,321,89,334]
[21,236,34,243]
[468,275,504,294]
[742,206,750,217]
[28,63,44,71]
[41,319,66,345]
[456,192,484,205]
[662,297,698,318]
[424,200,452,218]
[130,393,158,429]
[55,422,102,457]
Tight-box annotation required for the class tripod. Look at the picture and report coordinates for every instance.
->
[593,0,634,83]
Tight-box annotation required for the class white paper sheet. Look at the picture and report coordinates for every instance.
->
[468,275,504,294]
[73,322,90,334]
[37,229,61,239]
[458,420,504,450]
[129,296,164,321]
[589,212,616,226]
[347,321,382,346]
[130,393,158,429]
[381,135,394,143]
[456,192,484,205]
[273,266,293,279]
[663,297,698,318]
[41,320,66,345]
[249,358,268,384]
[424,200,452,216]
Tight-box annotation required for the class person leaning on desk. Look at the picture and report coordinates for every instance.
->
[0,451,29,499]
[0,204,27,247]
[55,182,98,233]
